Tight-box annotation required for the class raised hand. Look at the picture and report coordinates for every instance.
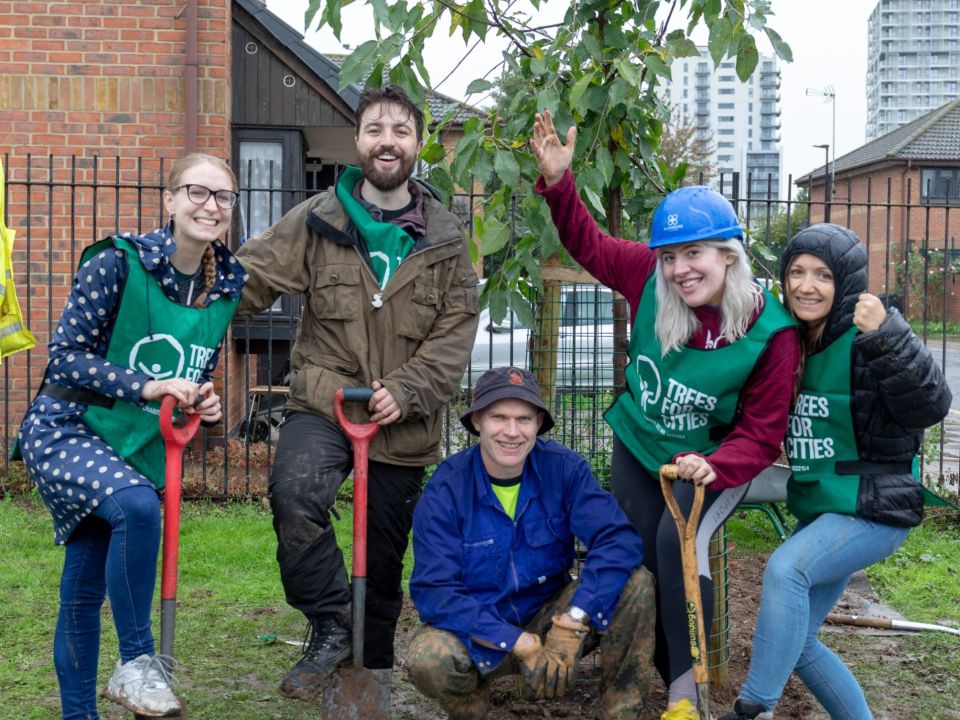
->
[531,109,577,187]
[853,293,887,333]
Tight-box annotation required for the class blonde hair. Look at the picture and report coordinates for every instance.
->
[166,153,237,191]
[654,239,761,356]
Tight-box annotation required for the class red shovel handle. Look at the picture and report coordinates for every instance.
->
[159,395,202,660]
[160,395,203,451]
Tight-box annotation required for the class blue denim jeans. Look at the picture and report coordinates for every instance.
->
[739,512,909,720]
[53,485,161,720]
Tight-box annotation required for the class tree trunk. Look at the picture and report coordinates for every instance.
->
[606,185,628,396]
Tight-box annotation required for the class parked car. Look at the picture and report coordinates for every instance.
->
[463,284,617,389]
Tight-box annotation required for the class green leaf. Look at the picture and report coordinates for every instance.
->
[666,34,701,59]
[420,140,447,165]
[389,61,424,106]
[643,54,671,80]
[493,150,520,189]
[511,287,536,328]
[568,72,593,112]
[582,32,603,59]
[339,40,380,89]
[614,58,640,88]
[608,77,629,111]
[478,216,511,256]
[465,79,495,95]
[595,145,614,186]
[535,87,560,116]
[735,34,759,81]
[764,27,793,63]
[708,17,731,66]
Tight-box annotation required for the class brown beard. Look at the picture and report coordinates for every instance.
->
[358,145,416,193]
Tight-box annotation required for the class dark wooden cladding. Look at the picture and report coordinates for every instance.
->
[231,24,354,128]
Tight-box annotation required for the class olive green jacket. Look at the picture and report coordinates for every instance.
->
[236,183,478,466]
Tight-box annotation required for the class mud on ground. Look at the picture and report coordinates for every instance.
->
[388,542,908,720]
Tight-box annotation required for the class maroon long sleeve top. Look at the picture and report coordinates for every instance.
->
[535,169,800,490]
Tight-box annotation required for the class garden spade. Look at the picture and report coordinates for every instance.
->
[132,395,200,719]
[322,387,391,720]
[660,464,712,720]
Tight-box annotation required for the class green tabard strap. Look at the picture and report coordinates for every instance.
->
[605,275,795,475]
[81,236,238,487]
[335,165,415,289]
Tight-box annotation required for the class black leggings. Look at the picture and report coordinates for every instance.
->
[611,437,724,686]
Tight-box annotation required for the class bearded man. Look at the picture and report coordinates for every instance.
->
[236,85,479,700]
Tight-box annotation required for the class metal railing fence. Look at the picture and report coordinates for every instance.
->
[2,155,957,498]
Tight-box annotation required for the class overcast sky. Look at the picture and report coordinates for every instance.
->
[265,0,877,194]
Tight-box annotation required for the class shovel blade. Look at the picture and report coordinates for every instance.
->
[322,667,391,720]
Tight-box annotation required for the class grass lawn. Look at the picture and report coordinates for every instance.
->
[0,493,411,720]
[1,493,958,719]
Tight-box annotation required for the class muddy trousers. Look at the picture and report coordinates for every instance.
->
[405,567,656,720]
[269,411,423,669]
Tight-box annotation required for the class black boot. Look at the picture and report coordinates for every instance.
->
[279,615,352,700]
[718,698,774,720]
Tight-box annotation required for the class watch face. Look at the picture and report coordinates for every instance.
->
[569,606,586,621]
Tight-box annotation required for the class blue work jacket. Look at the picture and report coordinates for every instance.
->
[410,439,644,673]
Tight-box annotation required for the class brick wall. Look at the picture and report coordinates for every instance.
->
[807,167,960,323]
[0,1,237,446]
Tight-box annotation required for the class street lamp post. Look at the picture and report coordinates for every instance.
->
[814,143,830,221]
[806,85,836,196]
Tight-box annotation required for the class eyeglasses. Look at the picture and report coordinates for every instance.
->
[173,184,240,209]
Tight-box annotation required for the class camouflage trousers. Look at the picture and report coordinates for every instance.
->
[405,566,656,720]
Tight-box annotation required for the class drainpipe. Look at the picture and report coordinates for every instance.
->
[184,0,199,154]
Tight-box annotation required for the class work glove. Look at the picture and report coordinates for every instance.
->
[541,614,589,699]
[512,632,546,700]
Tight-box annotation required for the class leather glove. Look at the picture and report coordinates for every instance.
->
[512,632,546,700]
[541,614,589,698]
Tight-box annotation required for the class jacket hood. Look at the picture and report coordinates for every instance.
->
[780,223,866,347]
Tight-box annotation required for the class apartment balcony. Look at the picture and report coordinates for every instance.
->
[760,106,781,116]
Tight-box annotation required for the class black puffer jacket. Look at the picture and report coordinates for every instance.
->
[781,224,952,527]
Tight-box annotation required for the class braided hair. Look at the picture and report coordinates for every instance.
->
[192,244,218,308]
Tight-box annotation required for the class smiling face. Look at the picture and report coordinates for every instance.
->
[474,398,543,480]
[163,160,235,252]
[355,100,422,193]
[658,242,735,307]
[785,253,836,324]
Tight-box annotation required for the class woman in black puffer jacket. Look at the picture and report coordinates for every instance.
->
[720,223,952,720]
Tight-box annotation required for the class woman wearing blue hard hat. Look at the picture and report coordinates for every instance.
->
[532,110,800,720]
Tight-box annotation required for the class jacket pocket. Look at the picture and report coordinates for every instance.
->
[396,279,442,341]
[310,264,360,320]
[462,536,504,590]
[520,514,572,584]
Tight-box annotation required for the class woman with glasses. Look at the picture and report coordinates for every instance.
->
[14,153,246,719]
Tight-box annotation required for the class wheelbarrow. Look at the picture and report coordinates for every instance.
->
[321,387,391,720]
[660,463,712,720]
[133,395,201,719]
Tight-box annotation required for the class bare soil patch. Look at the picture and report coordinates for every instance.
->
[389,542,908,720]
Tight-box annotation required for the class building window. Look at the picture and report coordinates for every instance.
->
[921,168,960,204]
[718,102,735,109]
[718,88,734,95]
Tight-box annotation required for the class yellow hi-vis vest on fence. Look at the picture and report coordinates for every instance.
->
[0,158,37,360]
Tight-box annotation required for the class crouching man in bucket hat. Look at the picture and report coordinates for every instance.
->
[406,367,656,719]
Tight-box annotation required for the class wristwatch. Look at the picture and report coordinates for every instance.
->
[567,605,587,623]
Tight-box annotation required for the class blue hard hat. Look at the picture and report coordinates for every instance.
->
[649,185,743,249]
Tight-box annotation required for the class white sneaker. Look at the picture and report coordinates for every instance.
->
[102,654,181,717]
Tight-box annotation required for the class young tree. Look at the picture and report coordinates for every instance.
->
[307,0,792,388]
[659,105,716,187]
